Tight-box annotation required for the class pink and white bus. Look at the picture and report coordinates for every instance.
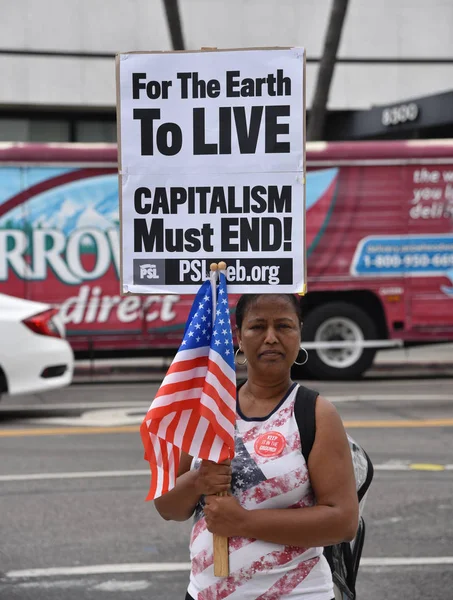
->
[1,140,452,379]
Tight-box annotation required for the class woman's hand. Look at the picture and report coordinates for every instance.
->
[204,494,249,537]
[195,459,232,496]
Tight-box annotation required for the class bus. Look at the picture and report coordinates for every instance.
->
[1,140,452,380]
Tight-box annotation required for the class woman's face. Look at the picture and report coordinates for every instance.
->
[237,295,301,377]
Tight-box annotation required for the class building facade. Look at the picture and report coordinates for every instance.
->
[1,0,453,142]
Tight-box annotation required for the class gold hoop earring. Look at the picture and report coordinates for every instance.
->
[294,347,308,366]
[234,348,248,365]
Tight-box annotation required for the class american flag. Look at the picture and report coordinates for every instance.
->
[140,272,236,500]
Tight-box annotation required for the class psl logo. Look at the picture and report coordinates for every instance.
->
[139,263,158,280]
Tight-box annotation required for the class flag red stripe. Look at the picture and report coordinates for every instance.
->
[142,388,234,481]
[197,399,235,451]
[141,429,159,500]
[165,355,209,376]
[155,376,207,399]
[145,406,234,455]
[160,437,170,495]
[146,393,235,452]
[148,383,235,427]
[206,358,236,399]
[173,445,181,480]
[140,419,154,464]
[182,410,204,454]
[202,378,236,424]
[145,407,233,457]
[199,426,216,459]
[165,411,182,446]
[140,420,178,500]
[145,398,200,422]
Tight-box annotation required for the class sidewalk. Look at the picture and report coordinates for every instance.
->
[72,344,453,382]
[374,343,453,366]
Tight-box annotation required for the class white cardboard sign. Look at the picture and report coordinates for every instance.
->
[116,47,306,294]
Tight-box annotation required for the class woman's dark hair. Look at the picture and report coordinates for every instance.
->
[235,294,303,330]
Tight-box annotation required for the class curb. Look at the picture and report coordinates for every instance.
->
[371,362,453,370]
[72,360,453,383]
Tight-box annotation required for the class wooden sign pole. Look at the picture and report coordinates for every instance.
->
[213,494,229,577]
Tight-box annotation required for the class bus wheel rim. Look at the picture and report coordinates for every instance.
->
[314,316,364,369]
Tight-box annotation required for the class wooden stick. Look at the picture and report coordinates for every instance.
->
[213,491,229,577]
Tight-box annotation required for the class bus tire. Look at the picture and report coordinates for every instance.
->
[298,302,378,380]
[0,366,7,401]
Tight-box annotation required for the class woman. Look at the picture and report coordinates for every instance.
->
[154,293,359,600]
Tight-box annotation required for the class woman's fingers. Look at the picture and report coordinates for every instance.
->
[200,462,232,478]
[201,459,231,472]
[199,474,226,486]
[198,475,231,495]
[195,460,233,495]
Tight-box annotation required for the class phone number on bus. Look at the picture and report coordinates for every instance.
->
[363,252,453,270]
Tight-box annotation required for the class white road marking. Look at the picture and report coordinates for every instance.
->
[0,470,149,482]
[93,580,151,591]
[375,461,453,471]
[5,563,192,578]
[23,407,147,427]
[372,516,404,525]
[75,358,170,369]
[361,557,453,567]
[1,462,452,482]
[16,579,88,589]
[376,461,417,471]
[0,401,152,412]
[330,394,453,403]
[15,579,152,591]
[6,557,453,580]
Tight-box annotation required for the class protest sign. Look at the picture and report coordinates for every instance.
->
[116,47,306,294]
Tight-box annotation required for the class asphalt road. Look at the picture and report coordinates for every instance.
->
[1,373,453,600]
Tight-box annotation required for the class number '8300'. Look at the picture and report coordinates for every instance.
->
[381,103,419,127]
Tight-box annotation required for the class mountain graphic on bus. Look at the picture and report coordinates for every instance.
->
[0,168,339,253]
[0,174,119,234]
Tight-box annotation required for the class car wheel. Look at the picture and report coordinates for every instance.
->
[0,366,7,400]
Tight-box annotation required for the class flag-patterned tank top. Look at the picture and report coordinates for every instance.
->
[188,382,334,600]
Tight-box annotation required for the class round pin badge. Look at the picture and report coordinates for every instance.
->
[254,431,286,457]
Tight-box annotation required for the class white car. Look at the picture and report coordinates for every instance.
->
[0,294,74,398]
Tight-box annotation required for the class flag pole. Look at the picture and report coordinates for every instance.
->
[209,262,219,320]
[210,261,230,578]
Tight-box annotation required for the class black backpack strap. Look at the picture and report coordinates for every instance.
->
[236,380,246,393]
[358,448,374,502]
[294,385,319,464]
